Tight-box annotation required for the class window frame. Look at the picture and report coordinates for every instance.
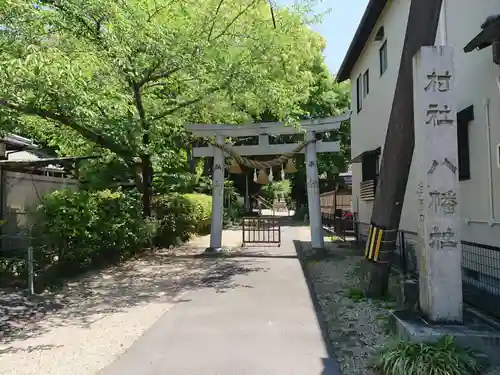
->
[379,40,388,75]
[356,75,362,113]
[363,69,370,97]
[497,143,500,169]
[457,105,474,181]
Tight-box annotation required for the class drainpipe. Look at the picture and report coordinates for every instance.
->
[465,98,500,226]
[438,0,448,45]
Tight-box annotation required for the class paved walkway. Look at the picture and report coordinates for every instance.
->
[99,223,340,375]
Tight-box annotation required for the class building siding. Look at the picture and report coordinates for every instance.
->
[350,0,500,247]
[350,0,411,224]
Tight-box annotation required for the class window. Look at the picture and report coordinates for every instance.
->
[457,105,474,181]
[362,153,380,182]
[497,143,500,169]
[356,75,362,113]
[363,69,370,97]
[379,40,388,75]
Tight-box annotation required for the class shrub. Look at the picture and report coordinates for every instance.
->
[294,204,309,221]
[153,193,212,247]
[372,335,481,375]
[33,189,155,279]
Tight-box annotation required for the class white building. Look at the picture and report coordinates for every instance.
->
[337,0,500,316]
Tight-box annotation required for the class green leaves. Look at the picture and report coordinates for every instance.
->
[32,188,155,278]
[1,0,330,196]
[372,335,482,375]
[153,193,212,246]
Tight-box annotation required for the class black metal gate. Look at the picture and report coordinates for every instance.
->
[321,211,355,241]
[242,216,281,245]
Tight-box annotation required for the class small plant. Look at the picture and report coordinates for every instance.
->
[372,335,481,375]
[346,287,364,301]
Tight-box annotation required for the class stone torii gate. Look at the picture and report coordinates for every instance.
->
[185,112,351,252]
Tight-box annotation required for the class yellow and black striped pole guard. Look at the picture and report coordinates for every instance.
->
[365,224,383,262]
[364,224,398,262]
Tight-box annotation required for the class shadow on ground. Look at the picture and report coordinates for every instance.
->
[0,241,269,346]
[293,237,365,375]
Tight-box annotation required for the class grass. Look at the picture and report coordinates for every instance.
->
[346,287,364,301]
[372,335,482,375]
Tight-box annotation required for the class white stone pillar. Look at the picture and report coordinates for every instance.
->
[413,46,462,322]
[208,134,225,251]
[305,131,324,249]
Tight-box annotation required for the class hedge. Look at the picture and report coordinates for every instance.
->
[27,190,212,288]
[32,189,156,280]
[153,193,212,247]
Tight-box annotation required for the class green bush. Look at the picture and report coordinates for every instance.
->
[153,193,212,247]
[372,335,481,375]
[293,204,309,221]
[223,195,244,226]
[33,189,156,279]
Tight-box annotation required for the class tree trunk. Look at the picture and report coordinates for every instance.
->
[365,0,443,297]
[141,154,153,217]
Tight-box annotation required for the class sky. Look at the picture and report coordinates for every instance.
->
[276,0,369,74]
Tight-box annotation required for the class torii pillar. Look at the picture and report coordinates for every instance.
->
[208,134,225,251]
[305,130,324,250]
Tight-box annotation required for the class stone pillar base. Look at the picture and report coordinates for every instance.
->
[205,247,224,253]
[402,279,420,312]
[389,310,499,366]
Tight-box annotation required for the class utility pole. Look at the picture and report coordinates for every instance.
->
[364,0,444,297]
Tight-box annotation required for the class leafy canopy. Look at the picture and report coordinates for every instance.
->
[0,0,327,163]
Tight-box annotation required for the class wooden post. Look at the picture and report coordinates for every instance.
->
[364,0,444,297]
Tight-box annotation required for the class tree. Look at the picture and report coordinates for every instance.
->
[0,0,325,215]
[364,0,443,297]
[290,60,351,206]
[225,68,351,207]
[260,179,291,202]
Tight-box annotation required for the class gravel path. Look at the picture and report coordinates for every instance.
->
[304,241,393,375]
[0,229,244,375]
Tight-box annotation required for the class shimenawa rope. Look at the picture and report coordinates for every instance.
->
[210,139,315,170]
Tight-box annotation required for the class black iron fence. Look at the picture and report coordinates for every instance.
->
[321,212,355,241]
[356,222,500,320]
[462,241,500,319]
[242,216,281,245]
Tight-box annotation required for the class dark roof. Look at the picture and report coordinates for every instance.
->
[336,0,388,82]
[2,134,38,151]
[350,147,381,163]
[464,14,500,53]
[0,155,101,169]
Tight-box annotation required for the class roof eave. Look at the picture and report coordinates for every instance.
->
[336,0,388,82]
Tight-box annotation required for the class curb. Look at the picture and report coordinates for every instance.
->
[294,240,343,375]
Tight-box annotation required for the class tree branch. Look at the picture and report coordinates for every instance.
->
[46,1,104,41]
[150,86,224,122]
[268,0,277,29]
[147,5,167,22]
[0,98,134,159]
[132,83,147,128]
[208,0,225,41]
[139,65,184,87]
[210,0,260,42]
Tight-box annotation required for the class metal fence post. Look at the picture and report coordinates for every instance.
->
[27,229,34,295]
[352,212,359,245]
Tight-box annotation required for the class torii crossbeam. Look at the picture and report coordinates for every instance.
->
[185,112,351,252]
